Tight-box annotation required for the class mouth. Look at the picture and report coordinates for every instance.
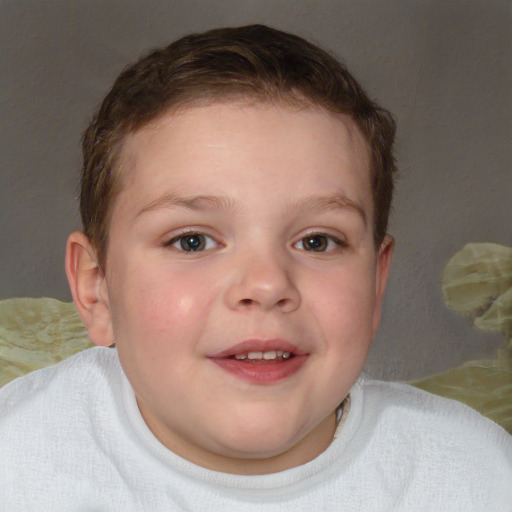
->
[209,339,307,384]
[231,350,293,363]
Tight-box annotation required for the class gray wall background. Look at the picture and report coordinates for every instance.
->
[1,0,510,381]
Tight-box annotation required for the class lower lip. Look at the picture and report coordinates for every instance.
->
[210,355,307,384]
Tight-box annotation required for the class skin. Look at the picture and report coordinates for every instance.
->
[66,102,393,475]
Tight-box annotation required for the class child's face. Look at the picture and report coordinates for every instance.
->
[92,102,392,473]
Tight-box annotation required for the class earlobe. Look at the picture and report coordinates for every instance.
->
[65,231,114,347]
[371,234,395,335]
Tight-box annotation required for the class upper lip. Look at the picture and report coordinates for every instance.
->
[209,339,307,359]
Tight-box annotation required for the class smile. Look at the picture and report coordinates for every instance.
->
[210,339,306,384]
[233,350,292,362]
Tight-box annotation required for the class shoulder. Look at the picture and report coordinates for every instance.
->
[330,377,512,508]
[0,347,120,421]
[0,347,130,509]
[361,377,507,428]
[347,377,512,494]
[355,377,511,446]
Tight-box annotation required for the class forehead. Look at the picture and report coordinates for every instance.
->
[115,101,372,218]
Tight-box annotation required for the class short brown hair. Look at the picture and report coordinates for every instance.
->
[80,24,397,267]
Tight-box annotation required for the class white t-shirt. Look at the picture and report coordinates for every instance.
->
[1,347,511,511]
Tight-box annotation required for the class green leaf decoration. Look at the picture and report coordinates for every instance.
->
[0,298,93,387]
[441,243,512,316]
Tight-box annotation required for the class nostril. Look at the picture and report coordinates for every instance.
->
[240,298,253,306]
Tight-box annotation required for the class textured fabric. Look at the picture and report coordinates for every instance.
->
[1,347,511,511]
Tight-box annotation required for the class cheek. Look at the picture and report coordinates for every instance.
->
[307,264,377,342]
[110,270,212,394]
[110,263,218,342]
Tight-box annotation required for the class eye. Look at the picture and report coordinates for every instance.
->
[167,232,217,252]
[294,234,344,252]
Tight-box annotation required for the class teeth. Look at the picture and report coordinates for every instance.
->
[233,350,292,361]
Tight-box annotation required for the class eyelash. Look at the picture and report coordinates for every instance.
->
[163,230,347,254]
[293,232,347,253]
[164,231,218,253]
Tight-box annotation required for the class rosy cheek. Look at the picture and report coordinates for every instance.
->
[139,278,210,332]
[175,294,197,317]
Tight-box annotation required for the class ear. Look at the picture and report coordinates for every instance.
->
[371,234,394,336]
[65,231,114,346]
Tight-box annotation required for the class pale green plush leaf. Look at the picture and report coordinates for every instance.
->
[0,298,93,386]
[474,287,512,338]
[413,243,512,433]
[0,364,28,387]
[412,358,512,434]
[442,243,512,315]
[0,344,56,367]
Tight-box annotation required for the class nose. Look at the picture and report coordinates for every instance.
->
[225,250,301,313]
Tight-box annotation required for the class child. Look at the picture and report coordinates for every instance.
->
[1,25,510,511]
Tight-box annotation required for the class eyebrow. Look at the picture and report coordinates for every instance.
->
[288,194,368,226]
[136,194,237,218]
[136,192,367,226]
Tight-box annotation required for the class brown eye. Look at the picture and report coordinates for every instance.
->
[302,235,328,252]
[294,233,344,253]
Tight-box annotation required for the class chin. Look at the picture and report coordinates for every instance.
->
[212,419,305,460]
[218,441,295,462]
